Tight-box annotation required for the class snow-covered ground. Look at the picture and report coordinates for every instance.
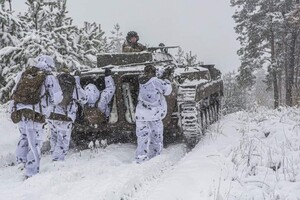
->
[1,105,300,200]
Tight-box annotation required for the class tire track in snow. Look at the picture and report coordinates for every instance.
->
[0,143,186,200]
[100,144,186,200]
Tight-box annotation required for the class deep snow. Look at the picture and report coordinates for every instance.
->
[0,105,300,200]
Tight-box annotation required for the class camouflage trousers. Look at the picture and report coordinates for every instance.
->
[16,119,44,177]
[135,120,163,163]
[48,120,73,161]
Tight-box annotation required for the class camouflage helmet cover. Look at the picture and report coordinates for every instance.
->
[126,31,139,42]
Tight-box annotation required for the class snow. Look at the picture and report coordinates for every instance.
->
[180,79,209,86]
[0,46,21,57]
[152,52,173,62]
[0,106,18,167]
[1,105,300,199]
[84,54,97,63]
[174,66,209,75]
[83,64,210,76]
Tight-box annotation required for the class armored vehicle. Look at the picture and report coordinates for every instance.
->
[73,48,223,148]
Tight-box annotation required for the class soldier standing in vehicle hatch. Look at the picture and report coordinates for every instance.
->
[122,31,147,53]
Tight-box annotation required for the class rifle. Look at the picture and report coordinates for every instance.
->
[147,46,179,52]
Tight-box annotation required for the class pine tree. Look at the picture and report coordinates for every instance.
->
[230,0,300,108]
[283,1,300,106]
[0,0,24,103]
[175,47,185,66]
[236,61,257,90]
[109,23,123,53]
[223,71,248,114]
[0,0,120,103]
[78,22,111,68]
[0,0,23,47]
[49,0,83,70]
[0,0,83,102]
[253,68,274,107]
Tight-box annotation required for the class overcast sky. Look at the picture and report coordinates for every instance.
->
[12,0,240,73]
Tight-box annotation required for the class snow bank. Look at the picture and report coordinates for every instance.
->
[1,106,300,200]
[227,107,300,199]
[147,107,300,200]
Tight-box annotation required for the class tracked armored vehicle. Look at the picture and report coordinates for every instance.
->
[73,48,223,148]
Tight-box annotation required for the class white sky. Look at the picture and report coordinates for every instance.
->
[12,0,240,73]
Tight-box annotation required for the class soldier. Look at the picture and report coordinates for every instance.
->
[47,66,87,161]
[83,69,116,124]
[122,31,147,53]
[135,64,172,163]
[158,43,168,53]
[10,55,63,178]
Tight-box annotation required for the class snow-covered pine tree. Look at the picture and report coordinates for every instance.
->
[0,0,23,48]
[223,71,247,114]
[253,68,274,108]
[175,47,185,66]
[0,0,120,103]
[0,0,83,103]
[1,0,71,67]
[231,0,287,108]
[16,0,84,71]
[78,22,111,68]
[47,0,83,71]
[109,23,123,53]
[0,0,24,103]
[232,0,300,107]
[236,60,257,90]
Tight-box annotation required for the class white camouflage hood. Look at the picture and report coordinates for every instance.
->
[35,55,55,71]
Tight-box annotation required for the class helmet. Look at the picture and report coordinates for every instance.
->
[58,64,70,73]
[35,55,55,71]
[144,64,156,77]
[126,31,139,42]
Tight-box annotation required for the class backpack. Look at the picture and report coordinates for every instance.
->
[12,67,46,105]
[57,73,76,107]
[83,96,107,125]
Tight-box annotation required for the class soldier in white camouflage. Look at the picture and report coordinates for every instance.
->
[10,55,63,178]
[47,67,87,161]
[83,69,116,123]
[135,64,172,163]
[122,31,147,53]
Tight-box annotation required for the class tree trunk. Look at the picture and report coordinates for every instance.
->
[7,0,12,11]
[295,54,299,85]
[278,69,282,105]
[270,28,279,108]
[286,31,297,106]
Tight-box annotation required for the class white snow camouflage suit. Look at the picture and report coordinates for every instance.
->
[10,55,63,177]
[135,76,172,163]
[84,76,116,118]
[48,75,87,161]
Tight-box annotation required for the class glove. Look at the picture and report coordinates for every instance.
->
[161,67,173,80]
[74,70,81,76]
[105,68,112,77]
